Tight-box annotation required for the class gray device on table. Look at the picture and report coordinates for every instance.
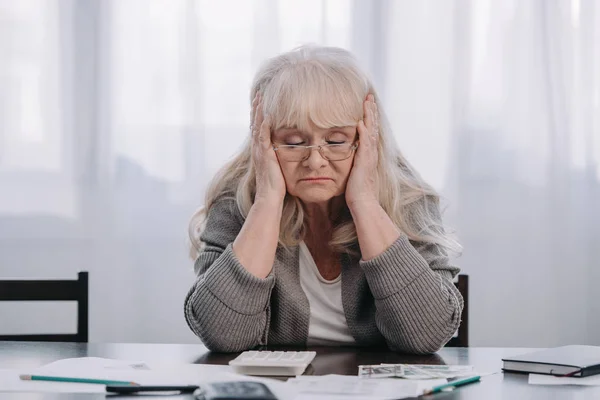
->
[194,381,279,400]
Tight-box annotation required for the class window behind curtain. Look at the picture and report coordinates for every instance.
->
[0,0,76,219]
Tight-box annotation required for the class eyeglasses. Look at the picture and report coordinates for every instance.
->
[272,142,358,162]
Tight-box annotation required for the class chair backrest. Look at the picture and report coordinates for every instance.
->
[0,271,88,342]
[446,274,469,347]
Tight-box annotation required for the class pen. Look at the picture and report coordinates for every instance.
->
[422,375,481,395]
[106,385,200,394]
[20,374,139,386]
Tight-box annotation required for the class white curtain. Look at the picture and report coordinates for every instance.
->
[0,0,598,346]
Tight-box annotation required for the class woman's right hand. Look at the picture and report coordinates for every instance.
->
[251,94,287,204]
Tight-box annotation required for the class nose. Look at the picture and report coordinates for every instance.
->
[302,146,328,170]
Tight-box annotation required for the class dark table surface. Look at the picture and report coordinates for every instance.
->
[0,342,597,399]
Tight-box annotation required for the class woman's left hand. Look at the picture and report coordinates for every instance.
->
[345,94,380,210]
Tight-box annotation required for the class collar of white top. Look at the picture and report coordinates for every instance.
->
[299,241,341,284]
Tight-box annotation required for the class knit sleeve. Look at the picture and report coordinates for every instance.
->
[184,199,275,352]
[359,200,463,354]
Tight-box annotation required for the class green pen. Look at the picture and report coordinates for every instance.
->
[422,375,481,395]
[20,374,139,386]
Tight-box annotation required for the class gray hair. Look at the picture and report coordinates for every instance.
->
[189,45,461,259]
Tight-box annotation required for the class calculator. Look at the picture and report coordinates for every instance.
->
[229,350,317,376]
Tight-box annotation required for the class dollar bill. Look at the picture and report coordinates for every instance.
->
[359,364,474,379]
[358,364,405,378]
[383,364,474,379]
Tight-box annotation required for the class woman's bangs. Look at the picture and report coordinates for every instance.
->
[266,65,364,132]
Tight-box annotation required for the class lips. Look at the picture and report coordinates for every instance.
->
[300,177,331,181]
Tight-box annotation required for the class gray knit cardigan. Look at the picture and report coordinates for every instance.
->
[184,199,463,354]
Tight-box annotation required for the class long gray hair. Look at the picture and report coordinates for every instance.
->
[189,45,461,259]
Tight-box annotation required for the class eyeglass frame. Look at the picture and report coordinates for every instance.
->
[271,141,359,162]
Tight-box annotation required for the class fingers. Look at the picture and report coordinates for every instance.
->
[356,119,369,161]
[363,94,379,133]
[251,94,267,148]
[259,115,272,149]
[362,96,372,131]
[360,94,379,142]
[371,96,379,136]
[357,119,368,139]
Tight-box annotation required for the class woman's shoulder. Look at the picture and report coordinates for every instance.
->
[197,196,246,247]
[205,196,246,227]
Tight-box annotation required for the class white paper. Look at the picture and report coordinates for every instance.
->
[0,357,293,398]
[287,374,447,400]
[36,357,151,372]
[0,370,106,393]
[529,373,600,386]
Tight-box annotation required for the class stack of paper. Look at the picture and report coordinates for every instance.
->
[286,374,447,400]
[0,357,293,398]
[529,374,600,386]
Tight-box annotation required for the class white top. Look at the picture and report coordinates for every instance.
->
[298,241,356,346]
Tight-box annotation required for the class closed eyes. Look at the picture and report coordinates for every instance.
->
[286,140,347,146]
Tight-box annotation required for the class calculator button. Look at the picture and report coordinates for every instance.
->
[267,351,283,360]
[253,352,270,360]
[241,351,258,360]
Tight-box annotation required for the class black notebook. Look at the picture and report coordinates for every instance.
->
[502,345,600,377]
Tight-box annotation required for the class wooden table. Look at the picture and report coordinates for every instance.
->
[0,342,597,399]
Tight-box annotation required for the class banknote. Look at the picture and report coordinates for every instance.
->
[384,364,474,379]
[359,363,473,379]
[358,364,405,378]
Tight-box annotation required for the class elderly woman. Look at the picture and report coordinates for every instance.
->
[185,45,463,354]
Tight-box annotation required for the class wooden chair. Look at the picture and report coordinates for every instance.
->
[0,271,88,342]
[446,274,469,347]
